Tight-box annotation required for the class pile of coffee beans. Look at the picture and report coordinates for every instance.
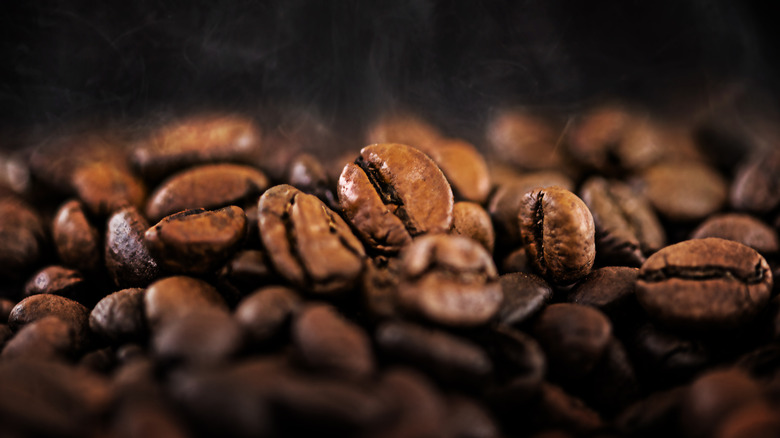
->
[2,106,780,438]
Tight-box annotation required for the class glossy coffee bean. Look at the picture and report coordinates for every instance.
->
[496,272,553,326]
[637,238,773,330]
[338,143,453,253]
[638,162,728,222]
[52,200,101,272]
[145,206,247,275]
[144,276,227,329]
[105,207,160,287]
[145,163,269,222]
[690,213,779,255]
[24,265,85,300]
[89,288,147,343]
[287,153,337,207]
[71,162,146,216]
[259,184,365,294]
[234,286,301,344]
[397,234,502,327]
[424,138,491,204]
[1,315,77,361]
[131,114,263,180]
[580,177,665,266]
[519,186,595,285]
[451,201,495,253]
[0,197,45,279]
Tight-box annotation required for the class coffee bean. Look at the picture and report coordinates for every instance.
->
[488,325,546,391]
[496,272,553,326]
[145,206,247,274]
[258,184,365,294]
[71,162,146,216]
[24,265,85,300]
[501,247,534,274]
[0,298,14,324]
[529,383,604,435]
[425,138,491,204]
[0,324,11,349]
[235,286,301,344]
[630,322,710,385]
[8,294,91,349]
[218,249,279,292]
[131,114,263,180]
[519,186,596,285]
[730,148,780,213]
[89,288,147,344]
[690,213,779,255]
[52,199,101,272]
[145,163,269,222]
[445,395,500,438]
[376,320,493,387]
[1,315,77,361]
[292,304,375,378]
[105,207,160,287]
[451,201,496,253]
[580,177,665,266]
[397,234,502,327]
[638,162,728,222]
[287,153,338,208]
[361,256,402,320]
[614,386,686,437]
[365,112,443,152]
[485,110,565,171]
[338,143,454,253]
[375,368,448,438]
[0,197,46,279]
[152,307,245,367]
[532,303,612,380]
[568,267,640,327]
[144,276,227,329]
[566,105,631,173]
[636,238,773,330]
[573,337,640,416]
[714,401,780,438]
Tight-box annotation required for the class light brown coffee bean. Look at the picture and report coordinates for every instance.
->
[397,234,502,327]
[519,186,595,285]
[364,112,443,152]
[259,184,365,294]
[145,206,247,275]
[52,200,101,272]
[144,276,227,329]
[287,153,337,208]
[638,162,728,222]
[105,207,160,287]
[145,164,269,222]
[451,201,495,253]
[71,162,146,216]
[338,143,454,253]
[425,138,491,204]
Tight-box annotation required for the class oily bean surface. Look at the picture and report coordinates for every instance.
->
[52,200,101,272]
[519,186,595,284]
[338,143,454,253]
[105,207,160,287]
[636,238,773,330]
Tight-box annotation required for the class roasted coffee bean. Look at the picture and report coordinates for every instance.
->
[529,383,604,435]
[376,320,493,387]
[361,256,402,320]
[573,337,639,416]
[1,315,77,361]
[24,265,85,300]
[152,307,245,366]
[488,325,546,390]
[451,201,495,253]
[0,298,14,323]
[690,213,779,254]
[580,177,665,266]
[338,143,454,253]
[89,288,147,343]
[145,206,247,274]
[145,163,269,222]
[218,249,279,291]
[8,294,91,349]
[532,303,612,380]
[425,138,491,204]
[566,105,631,173]
[287,153,338,207]
[637,162,728,222]
[144,276,227,329]
[445,395,500,438]
[501,247,534,274]
[258,184,365,294]
[52,199,101,272]
[568,267,641,327]
[375,368,448,438]
[235,286,301,344]
[131,114,263,180]
[714,401,780,438]
[105,207,160,287]
[636,238,773,330]
[0,197,46,279]
[630,322,710,385]
[496,272,553,326]
[365,112,443,151]
[397,234,502,327]
[519,186,596,285]
[292,304,375,378]
[485,110,566,170]
[0,324,12,348]
[730,147,780,213]
[614,386,686,437]
[71,162,146,216]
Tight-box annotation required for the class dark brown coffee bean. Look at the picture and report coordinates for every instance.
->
[131,114,263,180]
[105,206,160,287]
[235,286,301,344]
[451,201,495,253]
[574,337,640,416]
[0,298,14,324]
[580,177,665,266]
[530,383,604,434]
[144,276,227,329]
[145,163,269,222]
[501,247,534,274]
[374,368,448,438]
[0,324,11,349]
[618,117,704,170]
[532,303,612,380]
[71,162,146,216]
[496,272,553,326]
[397,234,502,327]
[637,162,728,222]
[519,186,596,285]
[152,307,244,366]
[637,238,773,330]
[630,322,710,385]
[690,213,779,255]
[79,346,115,373]
[566,105,631,172]
[1,316,77,361]
[361,256,402,320]
[218,249,279,291]
[735,343,780,381]
[425,138,491,204]
[287,152,338,207]
[730,148,780,213]
[24,265,85,299]
[52,200,101,272]
[111,398,191,438]
[485,110,565,170]
[259,184,365,294]
[614,386,686,437]
[568,267,640,327]
[488,325,546,391]
[714,401,780,438]
[376,320,493,387]
[338,143,454,253]
[445,395,501,438]
[8,294,90,349]
[145,206,247,274]
[0,197,45,279]
[681,368,762,438]
[89,288,147,343]
[292,304,374,378]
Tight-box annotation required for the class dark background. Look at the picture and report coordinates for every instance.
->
[1,0,778,137]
